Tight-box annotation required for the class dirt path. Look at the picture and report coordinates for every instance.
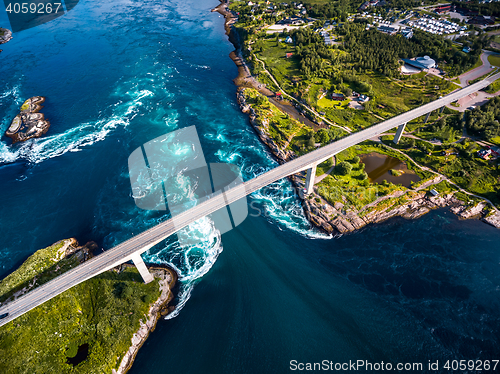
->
[315,156,336,184]
[252,55,352,133]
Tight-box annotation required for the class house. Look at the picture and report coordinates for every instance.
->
[359,1,369,11]
[377,26,397,35]
[402,55,436,71]
[324,36,334,46]
[358,94,370,103]
[331,93,345,101]
[401,28,413,39]
[430,189,439,197]
[463,46,471,53]
[478,149,492,159]
[468,16,495,26]
[285,36,293,43]
[434,5,451,14]
[286,52,293,58]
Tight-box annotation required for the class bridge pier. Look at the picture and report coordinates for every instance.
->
[440,106,445,113]
[393,122,407,144]
[424,111,431,123]
[304,164,317,195]
[131,253,154,284]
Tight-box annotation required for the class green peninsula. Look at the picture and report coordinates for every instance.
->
[0,239,176,374]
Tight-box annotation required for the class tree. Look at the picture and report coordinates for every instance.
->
[405,138,416,149]
[306,132,315,148]
[256,95,270,108]
[315,128,330,145]
[352,155,360,164]
[336,161,352,175]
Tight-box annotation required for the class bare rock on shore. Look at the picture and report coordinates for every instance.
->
[483,211,500,228]
[0,28,12,45]
[114,266,176,374]
[5,96,51,143]
[236,85,499,236]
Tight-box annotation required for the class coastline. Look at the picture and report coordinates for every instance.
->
[0,239,178,373]
[114,264,177,374]
[214,0,500,234]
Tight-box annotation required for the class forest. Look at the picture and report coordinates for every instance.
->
[289,22,484,78]
[465,96,500,140]
[340,23,483,77]
[453,1,500,17]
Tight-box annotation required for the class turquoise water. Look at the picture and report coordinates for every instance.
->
[0,0,499,372]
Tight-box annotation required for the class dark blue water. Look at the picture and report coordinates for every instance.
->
[1,1,499,373]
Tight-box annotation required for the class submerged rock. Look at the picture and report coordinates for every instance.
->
[5,96,51,143]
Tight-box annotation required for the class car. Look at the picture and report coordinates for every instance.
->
[0,313,9,320]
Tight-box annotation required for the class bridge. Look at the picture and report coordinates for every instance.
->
[1,72,499,327]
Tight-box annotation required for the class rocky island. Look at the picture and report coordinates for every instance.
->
[0,27,12,47]
[5,96,51,143]
[0,239,177,374]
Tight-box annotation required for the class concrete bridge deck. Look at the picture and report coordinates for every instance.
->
[1,72,499,327]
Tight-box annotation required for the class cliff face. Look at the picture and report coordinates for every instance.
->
[5,96,51,143]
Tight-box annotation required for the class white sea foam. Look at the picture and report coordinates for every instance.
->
[0,86,154,165]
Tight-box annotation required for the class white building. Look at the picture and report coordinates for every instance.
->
[416,55,436,69]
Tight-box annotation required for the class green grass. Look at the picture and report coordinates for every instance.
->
[254,38,301,93]
[488,54,500,67]
[0,243,165,374]
[316,143,423,210]
[389,140,500,207]
[243,88,305,147]
[318,96,348,108]
[316,157,334,176]
[0,240,74,303]
[490,136,500,145]
[485,77,500,94]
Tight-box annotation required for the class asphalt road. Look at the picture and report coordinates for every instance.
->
[1,72,499,327]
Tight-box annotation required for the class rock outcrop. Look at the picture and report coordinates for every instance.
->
[483,211,500,229]
[5,96,51,143]
[0,28,12,45]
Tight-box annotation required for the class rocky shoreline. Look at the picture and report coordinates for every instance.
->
[5,96,51,143]
[114,264,177,374]
[217,0,500,233]
[237,87,500,232]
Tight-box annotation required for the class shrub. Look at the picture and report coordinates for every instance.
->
[336,161,352,175]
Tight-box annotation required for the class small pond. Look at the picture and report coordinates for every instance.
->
[66,343,89,366]
[360,152,421,188]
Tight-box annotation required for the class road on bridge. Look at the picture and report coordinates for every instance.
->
[1,72,500,327]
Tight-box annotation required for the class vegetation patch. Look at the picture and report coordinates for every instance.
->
[0,245,163,374]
